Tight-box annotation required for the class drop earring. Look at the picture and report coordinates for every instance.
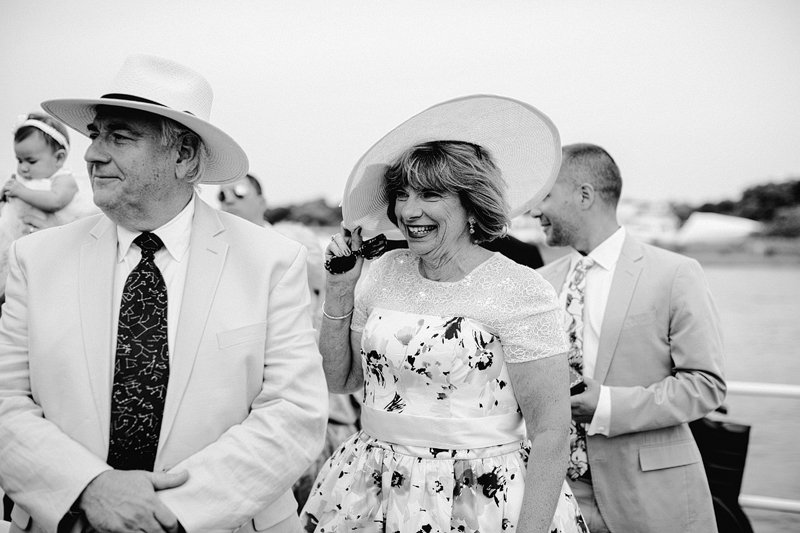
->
[468,218,475,235]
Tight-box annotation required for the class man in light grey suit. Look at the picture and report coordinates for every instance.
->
[532,143,726,533]
[0,55,328,533]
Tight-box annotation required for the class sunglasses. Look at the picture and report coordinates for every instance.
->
[322,234,412,274]
[218,184,251,202]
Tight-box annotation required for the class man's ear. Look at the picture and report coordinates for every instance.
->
[174,135,198,180]
[577,183,596,209]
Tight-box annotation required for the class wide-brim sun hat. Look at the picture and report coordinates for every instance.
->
[41,54,248,185]
[342,94,561,240]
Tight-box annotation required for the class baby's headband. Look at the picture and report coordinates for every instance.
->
[15,118,70,153]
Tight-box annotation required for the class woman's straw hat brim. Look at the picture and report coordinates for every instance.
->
[341,94,561,240]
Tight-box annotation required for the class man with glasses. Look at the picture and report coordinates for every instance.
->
[218,174,269,226]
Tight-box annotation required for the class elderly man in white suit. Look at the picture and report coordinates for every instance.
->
[0,55,327,533]
[532,143,726,533]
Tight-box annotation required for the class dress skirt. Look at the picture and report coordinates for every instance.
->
[300,431,588,533]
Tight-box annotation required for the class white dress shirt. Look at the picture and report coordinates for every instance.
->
[560,227,626,435]
[111,196,195,366]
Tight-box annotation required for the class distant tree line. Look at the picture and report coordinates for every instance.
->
[266,179,800,238]
[672,178,800,238]
[264,198,343,227]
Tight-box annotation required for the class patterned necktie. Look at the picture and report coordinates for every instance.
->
[565,255,595,481]
[108,232,169,471]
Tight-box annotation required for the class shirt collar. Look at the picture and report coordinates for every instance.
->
[116,195,196,263]
[570,227,626,272]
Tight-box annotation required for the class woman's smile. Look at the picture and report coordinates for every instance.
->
[405,224,436,238]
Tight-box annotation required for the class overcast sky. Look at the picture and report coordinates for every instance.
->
[2,0,799,208]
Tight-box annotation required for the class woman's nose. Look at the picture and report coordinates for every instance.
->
[399,197,422,219]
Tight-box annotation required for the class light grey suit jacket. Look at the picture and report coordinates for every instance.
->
[0,198,328,533]
[539,235,726,533]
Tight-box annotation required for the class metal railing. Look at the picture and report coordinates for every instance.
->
[727,380,800,399]
[726,380,800,514]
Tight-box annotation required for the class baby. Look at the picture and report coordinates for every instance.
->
[0,113,80,295]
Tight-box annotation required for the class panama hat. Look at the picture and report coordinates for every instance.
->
[41,54,248,184]
[342,94,561,240]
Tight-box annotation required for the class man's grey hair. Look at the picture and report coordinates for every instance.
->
[159,118,209,184]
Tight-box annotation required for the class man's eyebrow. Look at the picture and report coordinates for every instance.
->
[87,120,146,136]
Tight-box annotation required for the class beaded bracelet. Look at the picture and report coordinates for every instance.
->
[321,301,354,320]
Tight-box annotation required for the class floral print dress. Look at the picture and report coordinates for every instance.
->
[301,250,587,533]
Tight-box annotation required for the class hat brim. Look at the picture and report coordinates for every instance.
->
[341,95,561,241]
[41,98,248,185]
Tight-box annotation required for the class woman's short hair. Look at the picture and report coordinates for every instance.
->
[384,141,509,244]
[14,112,70,153]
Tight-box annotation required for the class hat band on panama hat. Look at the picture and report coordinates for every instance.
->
[101,94,196,116]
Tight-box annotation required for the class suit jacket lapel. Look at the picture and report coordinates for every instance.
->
[79,216,117,443]
[539,254,572,294]
[158,200,228,451]
[594,235,644,383]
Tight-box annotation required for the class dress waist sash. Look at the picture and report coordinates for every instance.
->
[360,406,526,449]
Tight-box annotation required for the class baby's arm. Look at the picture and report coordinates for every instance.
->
[5,174,78,213]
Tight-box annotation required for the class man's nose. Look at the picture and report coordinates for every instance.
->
[84,138,109,165]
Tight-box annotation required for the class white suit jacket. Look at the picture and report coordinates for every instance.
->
[0,198,328,532]
[538,235,726,533]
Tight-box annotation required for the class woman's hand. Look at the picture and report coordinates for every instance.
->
[325,226,365,285]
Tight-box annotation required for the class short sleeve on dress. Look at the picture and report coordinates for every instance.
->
[497,266,569,364]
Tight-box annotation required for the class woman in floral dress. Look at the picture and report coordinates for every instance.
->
[302,96,587,533]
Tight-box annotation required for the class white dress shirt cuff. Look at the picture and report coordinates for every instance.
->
[587,385,612,436]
